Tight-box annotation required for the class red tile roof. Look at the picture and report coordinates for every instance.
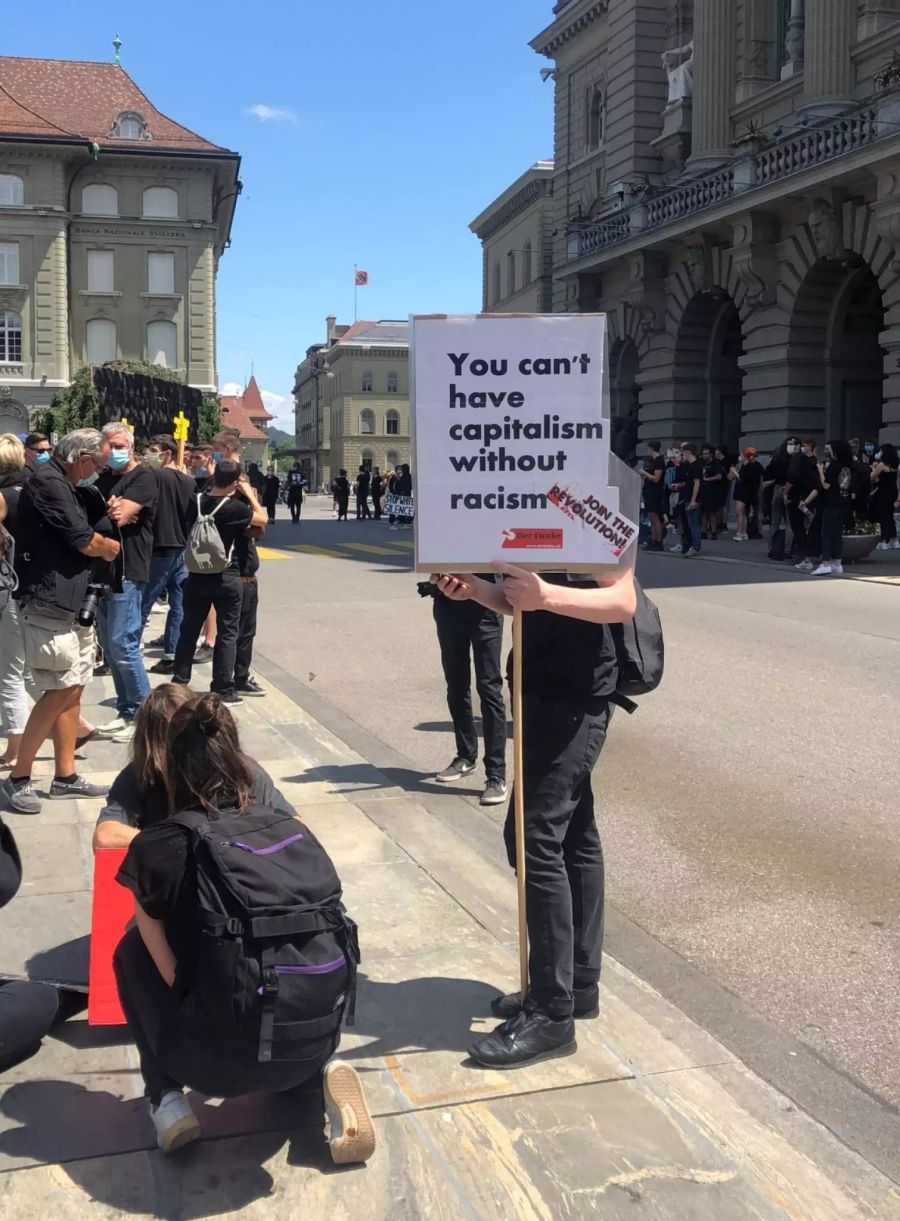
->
[0,56,228,153]
[220,383,270,442]
[241,376,274,422]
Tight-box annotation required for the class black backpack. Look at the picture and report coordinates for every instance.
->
[610,580,664,714]
[171,804,360,1065]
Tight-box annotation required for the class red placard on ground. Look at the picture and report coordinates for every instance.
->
[88,848,131,1026]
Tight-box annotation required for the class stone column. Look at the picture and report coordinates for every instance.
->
[688,0,735,172]
[803,0,855,118]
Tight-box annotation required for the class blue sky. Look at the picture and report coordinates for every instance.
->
[10,1,554,430]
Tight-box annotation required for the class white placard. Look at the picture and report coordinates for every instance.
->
[412,314,638,571]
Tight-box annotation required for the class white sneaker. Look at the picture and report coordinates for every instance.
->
[111,722,136,745]
[149,1090,201,1154]
[682,548,699,558]
[876,541,889,551]
[323,1060,375,1165]
[831,563,843,575]
[794,560,814,572]
[891,539,900,550]
[95,716,130,739]
[811,563,833,576]
[732,533,746,542]
[668,544,682,552]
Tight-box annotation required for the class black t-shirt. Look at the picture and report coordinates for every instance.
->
[115,763,296,976]
[735,460,764,500]
[785,453,816,501]
[287,471,305,495]
[152,466,194,551]
[16,459,94,612]
[263,474,280,501]
[186,493,252,573]
[821,461,853,509]
[505,575,618,709]
[371,475,383,497]
[700,459,724,499]
[333,476,350,498]
[677,460,702,503]
[765,452,789,484]
[642,456,666,504]
[96,465,158,584]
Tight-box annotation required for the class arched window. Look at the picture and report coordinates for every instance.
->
[0,175,24,206]
[142,186,178,218]
[82,183,118,216]
[523,240,533,286]
[387,370,398,393]
[493,261,501,304]
[110,110,148,140]
[507,251,516,297]
[86,318,117,364]
[147,320,177,369]
[0,311,22,362]
[386,409,400,435]
[386,450,400,470]
[587,85,604,151]
[360,408,375,435]
[361,369,373,392]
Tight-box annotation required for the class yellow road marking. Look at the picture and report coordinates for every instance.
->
[338,542,411,557]
[256,546,292,561]
[281,543,346,559]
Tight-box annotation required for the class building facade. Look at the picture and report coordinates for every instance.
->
[293,318,409,488]
[469,161,555,313]
[476,2,900,456]
[0,54,240,432]
[219,376,274,467]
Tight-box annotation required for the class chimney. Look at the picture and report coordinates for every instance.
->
[326,314,336,341]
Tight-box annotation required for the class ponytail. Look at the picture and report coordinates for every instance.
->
[166,692,254,816]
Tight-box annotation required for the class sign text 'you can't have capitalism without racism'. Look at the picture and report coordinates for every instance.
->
[413,314,636,571]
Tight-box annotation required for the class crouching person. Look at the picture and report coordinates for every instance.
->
[113,692,374,1162]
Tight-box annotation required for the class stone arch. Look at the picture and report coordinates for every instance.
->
[0,397,28,434]
[609,336,640,463]
[671,289,745,450]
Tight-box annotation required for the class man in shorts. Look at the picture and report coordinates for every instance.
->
[1,429,120,814]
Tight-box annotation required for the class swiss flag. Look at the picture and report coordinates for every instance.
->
[355,269,369,286]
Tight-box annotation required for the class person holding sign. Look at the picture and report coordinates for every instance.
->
[432,563,635,1068]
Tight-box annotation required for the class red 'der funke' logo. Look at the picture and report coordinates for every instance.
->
[501,528,564,550]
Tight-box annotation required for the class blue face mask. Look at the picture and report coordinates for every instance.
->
[213,451,222,463]
[78,472,99,488]
[865,444,875,455]
[108,449,130,470]
[34,451,51,465]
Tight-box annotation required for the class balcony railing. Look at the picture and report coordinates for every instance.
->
[567,100,888,261]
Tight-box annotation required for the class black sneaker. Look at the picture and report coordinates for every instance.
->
[220,692,244,707]
[47,775,110,800]
[469,1010,576,1069]
[480,778,508,806]
[149,658,175,675]
[147,634,166,649]
[93,663,111,677]
[194,643,214,664]
[236,677,266,697]
[435,758,477,784]
[491,985,599,1022]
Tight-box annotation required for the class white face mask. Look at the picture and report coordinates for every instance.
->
[876,451,883,461]
[787,444,799,454]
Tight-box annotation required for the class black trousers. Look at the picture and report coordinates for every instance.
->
[503,696,609,1020]
[234,579,258,687]
[433,598,506,780]
[288,494,302,523]
[263,498,277,524]
[336,496,349,521]
[372,494,383,520]
[787,503,807,556]
[356,495,371,520]
[0,980,59,1070]
[174,571,243,696]
[114,928,328,1105]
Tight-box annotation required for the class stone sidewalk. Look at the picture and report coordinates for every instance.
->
[0,657,898,1219]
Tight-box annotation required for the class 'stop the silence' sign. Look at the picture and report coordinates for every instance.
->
[411,313,638,572]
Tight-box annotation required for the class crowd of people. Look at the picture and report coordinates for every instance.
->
[640,435,900,574]
[331,463,413,528]
[0,425,272,818]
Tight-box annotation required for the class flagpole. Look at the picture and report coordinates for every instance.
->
[354,264,358,323]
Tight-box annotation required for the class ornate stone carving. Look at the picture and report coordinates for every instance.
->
[808,198,844,260]
[731,212,778,313]
[684,241,712,292]
[748,39,771,75]
[662,41,694,104]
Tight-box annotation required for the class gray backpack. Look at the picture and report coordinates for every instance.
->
[185,495,233,574]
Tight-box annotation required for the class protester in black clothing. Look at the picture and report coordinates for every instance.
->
[93,422,158,742]
[810,440,853,576]
[388,464,413,530]
[262,465,280,524]
[638,441,666,550]
[355,466,372,520]
[783,438,817,559]
[371,468,384,520]
[247,462,265,497]
[332,470,351,521]
[286,463,306,523]
[671,443,702,555]
[173,460,266,704]
[731,447,764,541]
[431,579,507,806]
[872,443,900,550]
[763,437,796,537]
[699,444,724,539]
[2,429,120,815]
[141,436,194,676]
[432,562,636,1068]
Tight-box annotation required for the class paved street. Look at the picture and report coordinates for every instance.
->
[251,496,900,1117]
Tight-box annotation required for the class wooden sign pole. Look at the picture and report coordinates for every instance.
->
[512,606,528,999]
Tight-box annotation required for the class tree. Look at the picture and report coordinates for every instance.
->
[198,393,223,442]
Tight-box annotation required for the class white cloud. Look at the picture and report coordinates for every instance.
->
[247,103,297,123]
[260,389,287,408]
[220,381,242,396]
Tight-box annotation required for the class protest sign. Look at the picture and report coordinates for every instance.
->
[412,313,638,572]
[383,493,415,520]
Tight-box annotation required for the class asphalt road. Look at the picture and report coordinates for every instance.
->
[252,495,900,1109]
